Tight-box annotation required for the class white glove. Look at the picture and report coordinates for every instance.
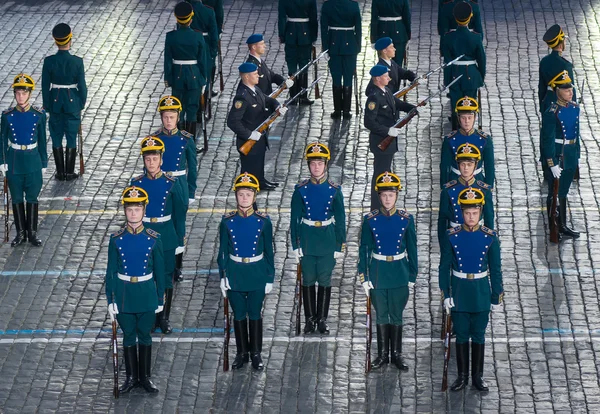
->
[324,52,330,62]
[491,303,503,312]
[370,43,375,50]
[220,277,231,298]
[443,298,455,312]
[0,164,7,173]
[42,168,47,174]
[408,282,415,288]
[550,165,562,179]
[202,85,207,95]
[265,283,273,294]
[155,305,164,314]
[334,251,344,260]
[175,245,185,254]
[293,248,304,264]
[108,303,119,317]
[278,106,289,116]
[249,131,262,141]
[188,198,196,205]
[388,127,400,137]
[285,79,294,88]
[362,281,374,297]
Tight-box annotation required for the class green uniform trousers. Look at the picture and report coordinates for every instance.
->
[117,311,155,347]
[301,254,336,287]
[6,170,42,203]
[284,44,312,74]
[164,248,176,290]
[229,289,266,321]
[48,111,80,148]
[328,55,357,87]
[371,287,409,325]
[172,87,201,124]
[545,168,575,200]
[452,310,489,344]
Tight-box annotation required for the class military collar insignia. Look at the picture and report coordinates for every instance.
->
[237,206,255,217]
[146,171,163,180]
[15,104,31,112]
[461,224,481,232]
[126,224,145,234]
[458,176,476,186]
[161,127,178,135]
[459,128,475,136]
[310,174,328,185]
[379,207,397,216]
[556,98,568,107]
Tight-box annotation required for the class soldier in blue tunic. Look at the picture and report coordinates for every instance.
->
[439,187,504,392]
[0,74,48,247]
[539,24,576,113]
[290,143,346,335]
[541,71,580,239]
[245,34,293,96]
[365,37,416,97]
[42,23,87,181]
[439,96,494,187]
[370,0,411,65]
[131,137,188,334]
[106,186,165,393]
[359,172,418,370]
[218,173,275,370]
[154,96,196,280]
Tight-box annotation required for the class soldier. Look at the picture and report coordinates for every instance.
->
[439,187,504,392]
[218,173,275,370]
[438,144,494,246]
[154,96,196,281]
[278,0,318,105]
[203,0,224,35]
[439,97,494,187]
[246,34,293,96]
[539,24,576,114]
[541,71,580,239]
[187,0,219,103]
[441,1,486,129]
[227,63,287,191]
[321,0,362,119]
[364,65,416,211]
[0,74,48,247]
[130,137,188,334]
[106,186,165,393]
[42,23,87,182]
[290,142,346,335]
[365,37,416,97]
[164,2,208,136]
[370,0,411,65]
[438,0,483,37]
[359,172,417,371]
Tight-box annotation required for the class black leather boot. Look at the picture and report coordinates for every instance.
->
[302,285,316,334]
[174,253,184,282]
[11,203,26,247]
[331,86,342,119]
[65,148,79,181]
[138,344,159,393]
[342,86,353,119]
[52,147,65,181]
[390,325,408,371]
[450,342,469,391]
[371,324,390,369]
[316,286,331,334]
[558,197,580,238]
[232,319,250,369]
[26,203,42,246]
[471,342,489,391]
[298,73,314,105]
[158,288,173,334]
[249,318,264,370]
[119,346,139,393]
[287,78,299,105]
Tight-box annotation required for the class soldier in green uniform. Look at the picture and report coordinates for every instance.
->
[0,74,48,247]
[130,136,188,334]
[438,0,483,37]
[218,173,275,370]
[541,71,580,239]
[203,0,224,35]
[439,187,503,392]
[370,0,411,65]
[106,186,165,393]
[278,0,318,105]
[42,23,87,182]
[359,172,417,371]
[291,143,347,335]
[164,2,208,136]
[321,0,362,119]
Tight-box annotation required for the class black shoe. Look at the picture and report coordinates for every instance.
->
[232,319,250,369]
[264,179,279,187]
[119,346,140,393]
[471,343,489,392]
[302,285,317,334]
[298,73,314,105]
[249,319,264,370]
[174,253,184,282]
[371,324,390,370]
[64,148,79,181]
[261,182,277,191]
[316,286,331,335]
[342,86,352,119]
[52,147,65,181]
[558,198,580,238]
[331,86,342,119]
[158,288,173,334]
[450,343,470,391]
[10,203,26,247]
[211,90,219,98]
[25,203,42,246]
[390,325,408,371]
[138,344,159,393]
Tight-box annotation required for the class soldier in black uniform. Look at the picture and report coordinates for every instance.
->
[364,65,415,211]
[365,37,416,96]
[227,63,288,191]
[246,34,294,96]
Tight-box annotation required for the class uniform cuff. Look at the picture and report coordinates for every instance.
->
[547,158,555,167]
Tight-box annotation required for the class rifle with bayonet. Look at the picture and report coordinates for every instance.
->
[312,47,321,99]
[270,50,328,99]
[393,54,465,99]
[218,39,224,92]
[441,311,452,392]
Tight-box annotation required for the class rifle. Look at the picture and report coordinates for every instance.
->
[354,69,359,114]
[402,44,408,102]
[78,124,84,175]
[270,49,328,99]
[378,75,463,151]
[3,175,8,243]
[478,89,483,130]
[110,295,119,399]
[440,302,447,340]
[240,77,322,156]
[550,178,560,243]
[393,54,465,99]
[218,40,224,92]
[441,312,452,391]
[198,91,208,153]
[574,79,584,181]
[312,46,321,99]
[295,263,302,336]
[365,296,372,374]
[223,296,230,371]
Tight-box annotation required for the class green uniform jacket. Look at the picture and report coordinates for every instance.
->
[203,0,224,34]
[42,50,87,113]
[358,209,418,289]
[441,26,485,88]
[105,226,165,313]
[437,0,483,37]
[320,0,362,56]
[0,105,48,173]
[439,129,495,188]
[541,101,580,170]
[370,0,411,44]
[164,26,208,88]
[189,1,219,61]
[538,50,576,113]
[278,0,318,44]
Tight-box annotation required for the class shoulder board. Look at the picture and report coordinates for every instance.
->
[180,130,193,139]
[152,129,163,136]
[223,210,237,219]
[204,5,214,10]
[476,129,489,138]
[548,103,559,113]
[2,107,14,114]
[570,101,579,107]
[328,179,340,188]
[445,130,458,138]
[480,226,497,237]
[397,209,411,219]
[163,172,176,182]
[255,211,269,219]
[145,228,160,238]
[366,209,379,220]
[444,180,458,189]
[476,180,491,190]
[31,105,45,114]
[297,179,310,187]
[470,0,479,4]
[132,173,145,182]
[447,226,462,236]
[111,227,126,238]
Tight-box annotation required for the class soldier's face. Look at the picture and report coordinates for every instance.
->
[557,87,573,102]
[14,89,31,106]
[242,71,259,86]
[308,159,326,178]
[458,159,476,178]
[377,73,391,87]
[252,41,266,55]
[144,154,162,175]
[379,190,397,210]
[383,44,396,59]
[462,207,482,227]
[236,189,255,209]
[161,111,179,130]
[125,205,145,225]
[458,113,475,131]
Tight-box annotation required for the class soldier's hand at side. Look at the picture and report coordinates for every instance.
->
[443,298,455,312]
[293,248,303,264]
[285,79,294,89]
[408,282,415,288]
[550,165,562,179]
[108,303,119,317]
[249,131,262,141]
[42,168,47,174]
[164,81,170,88]
[0,164,7,173]
[334,251,344,260]
[278,106,289,116]
[188,198,196,205]
[362,281,374,297]
[388,127,400,137]
[155,305,164,314]
[324,52,330,62]
[220,277,231,297]
[265,283,273,294]
[491,303,503,312]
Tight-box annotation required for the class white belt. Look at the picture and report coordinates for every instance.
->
[302,217,334,227]
[451,167,482,175]
[378,16,402,21]
[287,17,309,23]
[229,253,264,263]
[173,60,198,65]
[167,170,186,177]
[449,219,484,228]
[142,215,171,223]
[329,26,355,31]
[10,142,37,150]
[452,270,487,280]
[555,139,577,145]
[453,60,477,66]
[371,251,406,262]
[118,273,153,283]
[202,32,209,36]
[50,83,78,89]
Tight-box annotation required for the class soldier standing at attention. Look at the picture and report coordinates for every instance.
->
[0,74,48,247]
[187,0,219,103]
[203,0,224,35]
[42,23,87,182]
[291,143,346,335]
[438,0,483,37]
[365,37,416,97]
[359,172,417,371]
[321,0,362,119]
[106,187,165,393]
[371,0,411,65]
[245,34,293,96]
[218,173,275,370]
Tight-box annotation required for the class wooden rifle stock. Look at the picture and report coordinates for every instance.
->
[111,314,119,398]
[550,179,560,243]
[377,108,419,151]
[218,40,224,91]
[3,177,8,243]
[365,296,372,374]
[313,47,321,99]
[295,263,302,336]
[223,296,230,371]
[238,113,280,156]
[78,125,84,175]
[440,304,447,340]
[441,313,452,391]
[200,93,208,153]
[394,82,419,99]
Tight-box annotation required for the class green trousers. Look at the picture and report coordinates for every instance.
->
[301,254,336,287]
[117,311,155,347]
[371,287,409,325]
[6,170,42,203]
[229,289,266,321]
[48,111,80,148]
[452,311,489,344]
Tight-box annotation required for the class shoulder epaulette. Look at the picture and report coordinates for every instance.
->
[480,226,497,237]
[476,180,491,190]
[470,0,479,4]
[328,179,340,188]
[255,211,269,219]
[447,226,462,236]
[2,107,14,115]
[132,173,145,182]
[445,130,458,139]
[31,105,45,114]
[444,180,458,189]
[180,130,193,139]
[476,129,489,138]
[366,209,379,220]
[145,228,160,238]
[296,179,309,188]
[570,101,579,107]
[111,227,126,238]
[548,103,559,113]
[164,172,176,182]
[152,129,163,136]
[397,209,412,219]
[223,210,237,219]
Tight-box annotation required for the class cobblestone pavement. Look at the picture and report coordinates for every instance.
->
[0,0,599,412]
